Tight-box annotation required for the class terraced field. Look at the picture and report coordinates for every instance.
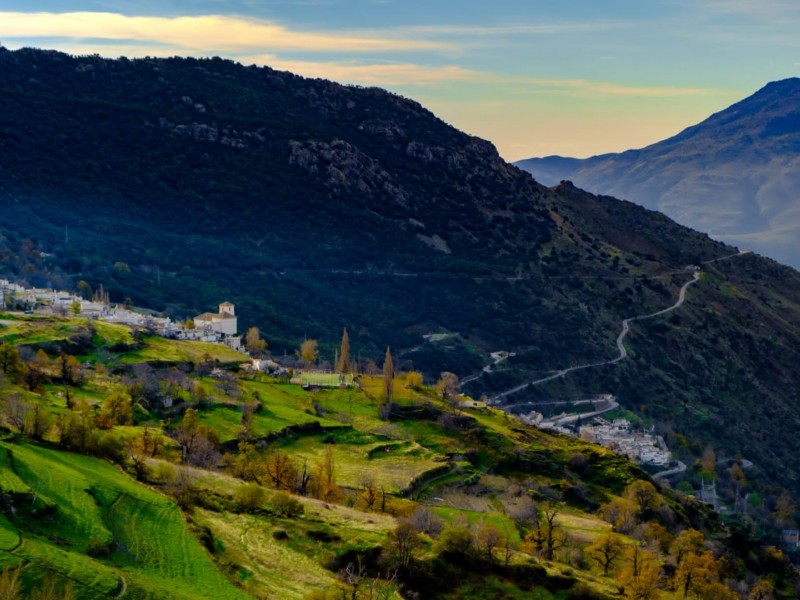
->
[0,440,250,599]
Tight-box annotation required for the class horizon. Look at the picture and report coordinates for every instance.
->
[1,2,799,161]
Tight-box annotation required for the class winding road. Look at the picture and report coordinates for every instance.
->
[490,250,748,405]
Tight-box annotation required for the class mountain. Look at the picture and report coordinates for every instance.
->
[515,78,800,268]
[3,47,800,506]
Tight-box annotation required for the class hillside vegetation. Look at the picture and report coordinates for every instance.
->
[0,314,796,598]
[3,47,800,538]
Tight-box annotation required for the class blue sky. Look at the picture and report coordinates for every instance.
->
[1,1,799,159]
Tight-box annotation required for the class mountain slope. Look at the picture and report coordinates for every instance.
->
[3,48,800,502]
[516,78,800,268]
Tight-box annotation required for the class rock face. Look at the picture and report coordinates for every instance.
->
[516,78,800,268]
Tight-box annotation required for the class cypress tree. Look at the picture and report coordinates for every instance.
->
[337,328,351,373]
[382,346,394,402]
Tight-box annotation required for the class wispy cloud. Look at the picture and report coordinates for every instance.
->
[405,21,630,37]
[0,11,450,53]
[241,56,476,85]
[518,78,722,98]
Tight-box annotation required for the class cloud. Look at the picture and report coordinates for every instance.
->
[0,11,449,53]
[405,21,630,37]
[240,56,476,85]
[519,78,721,98]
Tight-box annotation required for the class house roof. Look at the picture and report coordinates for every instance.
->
[219,301,234,307]
[195,312,218,321]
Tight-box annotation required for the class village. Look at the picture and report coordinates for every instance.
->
[515,395,674,469]
[0,277,352,385]
[1,277,243,347]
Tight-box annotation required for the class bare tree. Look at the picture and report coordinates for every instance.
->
[438,371,460,413]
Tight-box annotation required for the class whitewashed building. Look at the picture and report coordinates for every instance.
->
[194,302,238,336]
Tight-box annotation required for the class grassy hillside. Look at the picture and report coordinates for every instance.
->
[0,314,795,598]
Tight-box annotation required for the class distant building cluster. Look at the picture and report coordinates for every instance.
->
[579,418,672,466]
[1,277,241,351]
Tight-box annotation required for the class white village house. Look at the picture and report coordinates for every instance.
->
[194,301,238,336]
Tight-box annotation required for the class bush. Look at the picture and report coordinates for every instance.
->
[437,525,474,556]
[235,483,265,513]
[270,491,304,518]
[152,461,177,483]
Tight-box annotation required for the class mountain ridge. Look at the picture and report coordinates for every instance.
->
[516,77,800,268]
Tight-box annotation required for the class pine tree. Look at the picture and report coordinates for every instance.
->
[337,328,351,374]
[382,346,394,402]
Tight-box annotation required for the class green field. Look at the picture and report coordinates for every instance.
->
[119,335,248,365]
[0,440,250,599]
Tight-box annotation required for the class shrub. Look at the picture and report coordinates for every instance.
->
[437,525,474,556]
[235,483,265,513]
[270,491,304,518]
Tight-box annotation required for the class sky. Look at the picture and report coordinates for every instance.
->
[1,1,799,160]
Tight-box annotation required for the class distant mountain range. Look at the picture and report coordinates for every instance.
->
[4,48,800,497]
[516,78,800,268]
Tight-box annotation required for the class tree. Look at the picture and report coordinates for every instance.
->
[245,327,267,355]
[170,467,197,509]
[96,390,133,429]
[0,343,23,384]
[674,551,718,599]
[238,401,258,443]
[388,521,421,568]
[299,339,318,368]
[127,437,151,482]
[700,447,716,478]
[404,371,423,389]
[22,350,50,393]
[59,403,95,451]
[1,395,31,433]
[624,481,662,516]
[620,544,660,600]
[524,504,564,561]
[76,280,92,300]
[337,328,351,373]
[310,446,341,501]
[360,474,378,510]
[671,529,705,566]
[410,507,443,536]
[586,532,625,576]
[474,521,503,563]
[437,371,460,412]
[265,451,295,490]
[56,354,82,386]
[70,300,81,315]
[438,525,474,556]
[600,497,638,533]
[382,346,394,403]
[748,580,774,600]
[175,408,219,466]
